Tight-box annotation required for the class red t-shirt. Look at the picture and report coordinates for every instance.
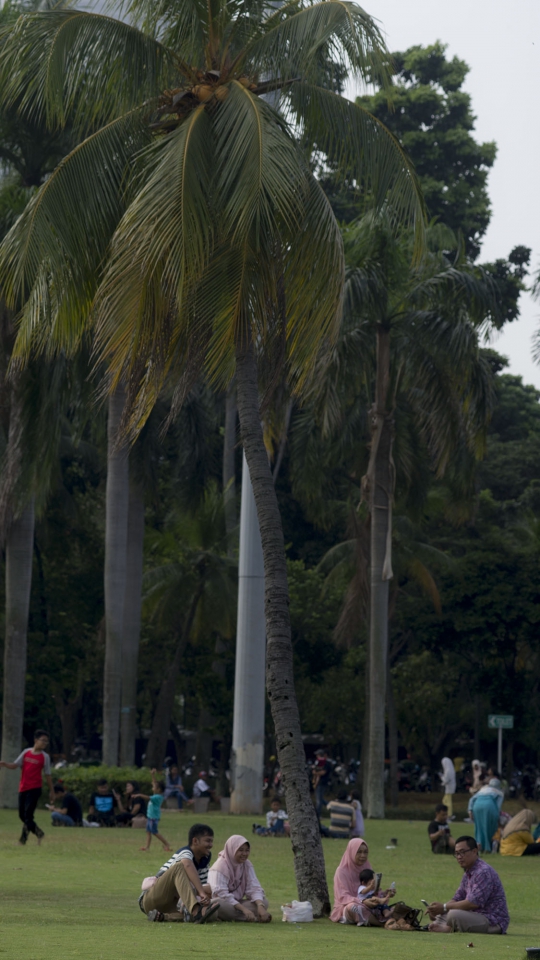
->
[15,749,51,792]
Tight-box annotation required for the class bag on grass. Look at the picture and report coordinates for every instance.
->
[391,902,424,929]
[281,900,313,923]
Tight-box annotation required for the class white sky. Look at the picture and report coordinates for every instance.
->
[352,0,540,389]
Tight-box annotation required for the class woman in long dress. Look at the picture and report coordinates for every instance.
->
[208,834,271,921]
[468,778,504,852]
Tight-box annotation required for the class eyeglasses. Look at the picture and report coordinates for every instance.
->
[454,849,475,858]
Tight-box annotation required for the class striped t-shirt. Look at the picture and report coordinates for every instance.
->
[156,846,211,884]
[327,800,354,838]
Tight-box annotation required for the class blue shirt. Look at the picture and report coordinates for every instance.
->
[147,794,164,820]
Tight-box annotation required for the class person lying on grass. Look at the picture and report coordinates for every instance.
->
[427,835,509,934]
[208,835,271,922]
[0,728,54,846]
[138,769,171,853]
[139,822,219,923]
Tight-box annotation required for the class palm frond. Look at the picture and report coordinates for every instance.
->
[242,0,390,88]
[0,10,176,130]
[0,108,151,359]
[288,83,426,255]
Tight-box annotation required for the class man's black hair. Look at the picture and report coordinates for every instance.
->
[53,783,65,793]
[34,729,49,740]
[359,868,374,883]
[455,836,478,850]
[435,803,448,814]
[337,788,348,801]
[188,822,214,844]
[271,796,282,804]
[97,778,108,787]
[155,780,165,792]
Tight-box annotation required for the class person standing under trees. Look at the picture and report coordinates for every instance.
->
[0,729,54,845]
[440,758,456,817]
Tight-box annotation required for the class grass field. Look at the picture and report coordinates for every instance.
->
[1,808,538,960]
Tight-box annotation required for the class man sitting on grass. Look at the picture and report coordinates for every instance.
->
[87,778,117,826]
[428,803,455,854]
[46,783,83,826]
[427,835,509,934]
[139,822,219,923]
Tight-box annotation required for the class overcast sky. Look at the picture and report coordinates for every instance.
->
[350,0,540,388]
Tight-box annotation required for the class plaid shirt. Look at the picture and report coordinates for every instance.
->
[453,857,509,933]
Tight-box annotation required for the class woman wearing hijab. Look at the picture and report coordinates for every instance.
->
[500,810,540,856]
[207,835,271,921]
[468,778,504,853]
[330,838,395,925]
[440,758,456,817]
[469,760,485,796]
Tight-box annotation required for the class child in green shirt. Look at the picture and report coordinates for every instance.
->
[139,769,171,853]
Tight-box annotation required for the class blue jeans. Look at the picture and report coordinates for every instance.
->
[164,787,189,809]
[315,782,327,815]
[51,812,75,826]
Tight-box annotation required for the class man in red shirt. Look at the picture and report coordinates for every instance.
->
[0,729,55,845]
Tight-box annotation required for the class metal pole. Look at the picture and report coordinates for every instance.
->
[497,726,502,776]
[230,453,266,814]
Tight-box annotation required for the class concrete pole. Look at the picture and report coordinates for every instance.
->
[230,452,266,814]
[497,727,503,777]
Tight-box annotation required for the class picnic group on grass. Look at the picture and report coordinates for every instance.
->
[2,730,540,934]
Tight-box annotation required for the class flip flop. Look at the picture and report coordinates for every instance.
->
[195,902,220,925]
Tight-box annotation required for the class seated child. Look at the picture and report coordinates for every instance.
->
[356,869,393,924]
[252,797,290,836]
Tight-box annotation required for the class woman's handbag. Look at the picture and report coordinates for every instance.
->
[387,902,424,930]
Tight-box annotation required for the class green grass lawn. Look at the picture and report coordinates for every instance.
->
[1,808,538,960]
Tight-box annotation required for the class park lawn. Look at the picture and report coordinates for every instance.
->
[1,809,538,960]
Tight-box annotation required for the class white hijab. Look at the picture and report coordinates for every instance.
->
[441,757,456,794]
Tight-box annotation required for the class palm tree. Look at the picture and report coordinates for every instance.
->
[143,483,236,768]
[0,0,77,804]
[0,0,424,908]
[292,217,498,817]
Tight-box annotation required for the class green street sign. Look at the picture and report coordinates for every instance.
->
[488,714,514,729]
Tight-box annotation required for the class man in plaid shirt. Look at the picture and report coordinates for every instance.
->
[427,835,510,934]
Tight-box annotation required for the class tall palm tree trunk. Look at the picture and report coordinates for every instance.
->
[235,339,330,917]
[365,322,394,819]
[119,481,145,767]
[0,499,35,808]
[145,584,203,769]
[387,666,399,808]
[102,385,129,766]
[223,382,237,547]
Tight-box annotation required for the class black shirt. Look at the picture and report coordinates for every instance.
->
[62,792,83,824]
[89,792,117,815]
[428,820,449,845]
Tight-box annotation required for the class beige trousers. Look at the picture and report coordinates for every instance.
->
[215,897,269,921]
[442,794,453,816]
[141,862,199,921]
[446,910,502,934]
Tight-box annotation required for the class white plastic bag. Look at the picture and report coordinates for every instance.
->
[281,900,313,923]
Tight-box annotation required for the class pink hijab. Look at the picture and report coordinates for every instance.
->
[212,834,251,899]
[330,838,372,922]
